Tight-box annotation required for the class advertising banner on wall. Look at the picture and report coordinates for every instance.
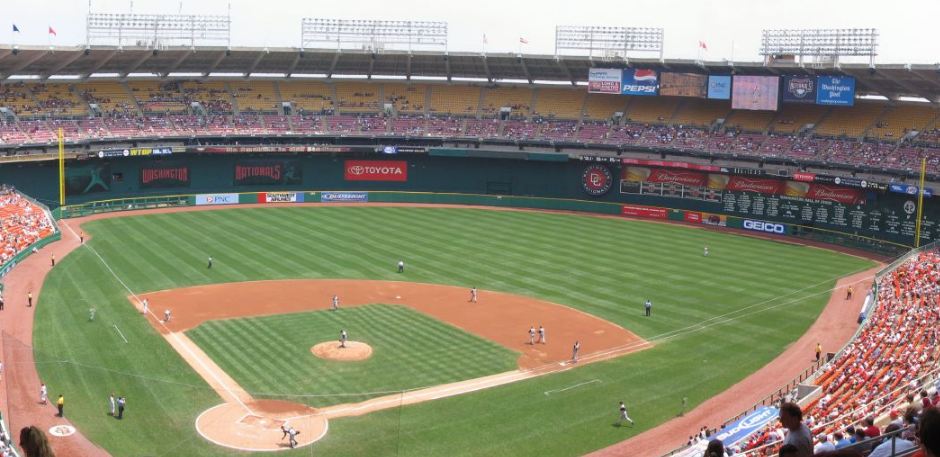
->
[195,193,238,205]
[140,164,190,189]
[621,205,667,219]
[816,75,855,106]
[731,76,780,111]
[659,73,708,98]
[588,68,623,94]
[781,76,817,104]
[621,69,659,96]
[344,160,408,182]
[234,160,302,186]
[707,75,732,100]
[321,192,369,203]
[624,167,707,187]
[257,192,304,203]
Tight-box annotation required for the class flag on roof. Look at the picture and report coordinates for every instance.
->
[519,37,528,44]
[699,40,708,50]
[12,24,20,33]
[48,26,57,36]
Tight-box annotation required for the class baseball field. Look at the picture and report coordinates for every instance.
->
[28,205,874,456]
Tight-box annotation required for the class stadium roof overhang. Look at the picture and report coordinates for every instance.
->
[0,45,938,102]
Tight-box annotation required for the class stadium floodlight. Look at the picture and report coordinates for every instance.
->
[555,25,664,59]
[301,18,447,52]
[759,28,878,66]
[86,12,231,48]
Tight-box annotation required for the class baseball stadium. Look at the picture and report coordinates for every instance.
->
[0,3,939,457]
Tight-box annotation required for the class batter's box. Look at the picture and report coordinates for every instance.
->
[240,414,285,430]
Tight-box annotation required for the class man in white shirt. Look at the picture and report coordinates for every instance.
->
[814,433,836,453]
[779,402,813,457]
[868,424,915,457]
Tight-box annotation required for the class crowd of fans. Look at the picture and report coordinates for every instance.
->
[0,187,54,265]
[0,422,17,457]
[685,250,940,457]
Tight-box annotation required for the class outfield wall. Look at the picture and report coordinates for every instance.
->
[0,153,929,253]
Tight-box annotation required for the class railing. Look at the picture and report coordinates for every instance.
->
[0,412,21,457]
[0,190,61,283]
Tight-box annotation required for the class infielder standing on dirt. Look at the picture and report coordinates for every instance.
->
[470,287,478,303]
[528,326,536,345]
[538,325,546,344]
[163,309,171,323]
[141,299,149,315]
[340,330,348,348]
[571,340,581,363]
[39,383,48,404]
[287,427,300,448]
[331,295,339,311]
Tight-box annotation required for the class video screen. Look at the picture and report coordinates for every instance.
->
[731,76,779,111]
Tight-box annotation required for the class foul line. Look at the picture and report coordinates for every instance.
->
[543,379,601,396]
[62,221,256,417]
[112,324,128,344]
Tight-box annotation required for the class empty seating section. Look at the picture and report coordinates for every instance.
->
[671,99,730,128]
[429,85,479,116]
[583,93,627,121]
[335,82,380,113]
[76,82,138,116]
[0,190,55,264]
[870,104,938,140]
[723,109,774,133]
[625,96,679,124]
[128,81,189,114]
[180,81,232,114]
[814,102,884,137]
[31,84,86,117]
[229,81,280,113]
[770,104,828,134]
[384,84,426,114]
[0,83,36,116]
[279,81,333,114]
[481,86,531,118]
[533,88,584,119]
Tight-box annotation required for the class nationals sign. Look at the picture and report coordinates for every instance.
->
[582,165,613,196]
[344,160,408,182]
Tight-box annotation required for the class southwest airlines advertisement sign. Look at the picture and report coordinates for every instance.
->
[816,76,855,106]
[621,69,659,95]
[588,68,622,94]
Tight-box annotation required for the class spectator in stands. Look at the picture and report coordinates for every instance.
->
[916,407,940,457]
[833,431,852,449]
[778,444,799,457]
[863,417,881,438]
[704,439,724,457]
[868,423,916,457]
[778,402,813,457]
[814,433,836,453]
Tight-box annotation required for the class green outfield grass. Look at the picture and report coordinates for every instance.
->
[186,304,519,407]
[31,206,875,457]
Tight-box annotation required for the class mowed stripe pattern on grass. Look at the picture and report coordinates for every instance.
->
[186,304,519,407]
[31,207,874,457]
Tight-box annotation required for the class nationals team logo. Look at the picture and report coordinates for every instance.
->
[787,77,814,98]
[582,165,613,196]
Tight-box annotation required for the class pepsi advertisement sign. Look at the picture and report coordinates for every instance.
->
[622,69,659,96]
[782,76,817,104]
[816,75,855,106]
[707,75,731,100]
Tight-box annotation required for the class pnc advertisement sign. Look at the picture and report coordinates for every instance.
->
[344,160,408,182]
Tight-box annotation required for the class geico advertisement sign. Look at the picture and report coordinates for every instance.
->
[344,160,408,182]
[742,219,786,234]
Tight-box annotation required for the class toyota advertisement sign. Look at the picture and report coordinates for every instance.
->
[344,160,408,182]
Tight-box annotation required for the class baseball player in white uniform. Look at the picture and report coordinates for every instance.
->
[340,330,348,348]
[331,295,339,311]
[704,246,709,257]
[397,260,405,273]
[470,287,478,303]
[287,427,300,448]
[538,325,546,344]
[39,383,48,404]
[528,326,536,345]
[163,309,171,323]
[619,401,635,426]
[571,341,581,363]
[141,299,149,315]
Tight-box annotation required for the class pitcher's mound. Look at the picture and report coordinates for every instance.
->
[196,400,327,451]
[311,341,373,361]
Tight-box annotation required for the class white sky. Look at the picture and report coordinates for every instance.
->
[4,0,940,64]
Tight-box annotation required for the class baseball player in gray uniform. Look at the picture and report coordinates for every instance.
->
[340,329,348,348]
[571,340,581,363]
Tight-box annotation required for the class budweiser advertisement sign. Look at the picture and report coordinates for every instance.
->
[624,167,707,187]
[804,184,863,205]
[344,160,408,182]
[725,176,784,194]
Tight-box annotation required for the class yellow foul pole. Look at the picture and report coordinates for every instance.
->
[58,128,65,206]
[915,156,927,248]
